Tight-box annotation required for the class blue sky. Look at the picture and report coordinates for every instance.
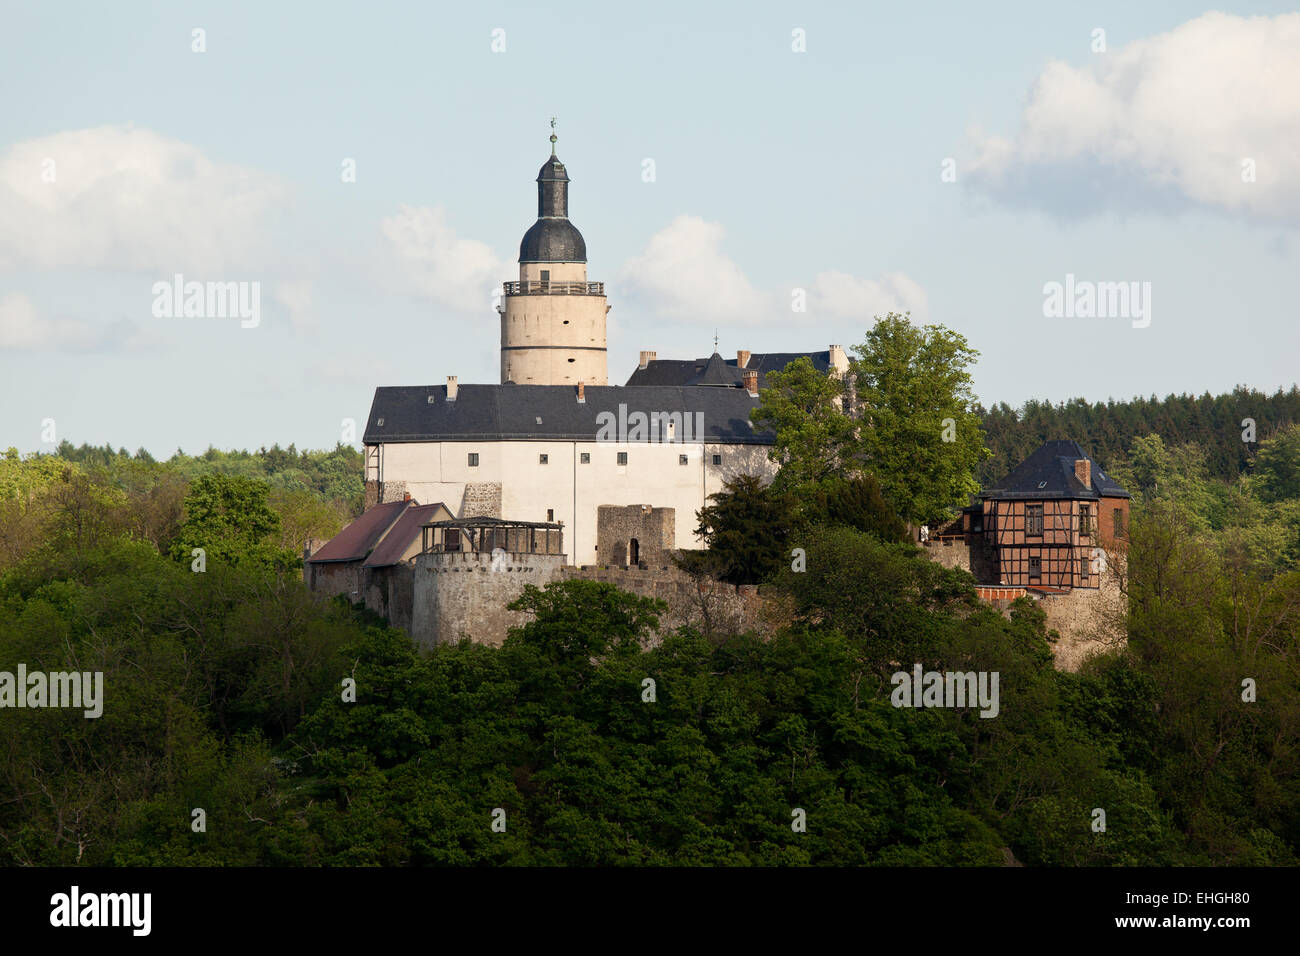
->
[2,1,1298,455]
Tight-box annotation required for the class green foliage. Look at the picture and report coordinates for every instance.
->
[751,357,857,490]
[172,474,297,570]
[690,474,795,585]
[850,314,991,525]
[2,405,1298,866]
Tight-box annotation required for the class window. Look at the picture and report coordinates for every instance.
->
[376,417,384,426]
[1028,555,1041,579]
[546,509,554,522]
[1079,556,1089,580]
[1079,504,1092,536]
[468,453,479,467]
[1026,504,1043,536]
[712,454,722,466]
[679,454,688,466]
[539,454,548,465]
[1113,507,1125,538]
[540,269,550,284]
[617,452,628,466]
[580,452,590,464]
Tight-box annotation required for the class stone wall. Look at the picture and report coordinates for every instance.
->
[306,561,364,602]
[461,482,502,518]
[557,564,777,640]
[595,505,675,567]
[364,564,416,634]
[409,549,566,650]
[920,538,971,573]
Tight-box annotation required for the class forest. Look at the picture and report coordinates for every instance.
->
[2,328,1297,865]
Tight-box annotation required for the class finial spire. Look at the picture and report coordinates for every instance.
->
[549,117,557,156]
[713,330,719,351]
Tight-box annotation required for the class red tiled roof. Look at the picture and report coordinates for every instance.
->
[307,500,409,563]
[363,503,449,567]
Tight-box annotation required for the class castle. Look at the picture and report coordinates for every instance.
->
[306,134,1130,669]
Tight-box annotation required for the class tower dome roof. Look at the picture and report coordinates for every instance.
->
[538,156,570,182]
[519,218,587,263]
[521,147,586,262]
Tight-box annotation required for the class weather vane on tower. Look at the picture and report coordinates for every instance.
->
[550,117,557,155]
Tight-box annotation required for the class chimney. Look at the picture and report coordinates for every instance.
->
[639,350,656,369]
[737,349,751,369]
[1074,458,1091,489]
[403,492,411,501]
[829,344,848,374]
[742,369,759,396]
[576,381,586,403]
[446,375,458,401]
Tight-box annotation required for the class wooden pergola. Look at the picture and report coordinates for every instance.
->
[420,517,564,556]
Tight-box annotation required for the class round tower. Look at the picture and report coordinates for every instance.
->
[499,127,609,385]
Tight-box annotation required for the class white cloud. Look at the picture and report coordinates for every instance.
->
[0,124,287,273]
[966,12,1300,220]
[619,215,927,324]
[0,292,139,351]
[618,215,769,321]
[380,205,506,313]
[806,270,928,322]
[273,280,315,333]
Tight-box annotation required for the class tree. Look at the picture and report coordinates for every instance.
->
[691,474,794,585]
[1254,423,1300,503]
[171,474,295,569]
[750,357,857,492]
[850,313,990,526]
[800,475,909,543]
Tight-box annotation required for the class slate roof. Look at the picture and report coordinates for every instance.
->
[363,384,771,444]
[307,500,409,563]
[362,502,449,568]
[981,440,1130,500]
[686,352,742,386]
[626,350,831,387]
[520,218,586,262]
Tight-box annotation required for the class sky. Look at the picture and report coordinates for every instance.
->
[1,0,1298,456]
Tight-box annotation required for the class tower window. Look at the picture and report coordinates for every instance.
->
[1028,556,1041,579]
[546,508,554,522]
[567,358,575,363]
[711,454,722,466]
[679,454,688,466]
[539,454,548,465]
[580,452,590,464]
[1113,507,1125,538]
[468,453,479,467]
[1079,504,1092,535]
[617,452,628,466]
